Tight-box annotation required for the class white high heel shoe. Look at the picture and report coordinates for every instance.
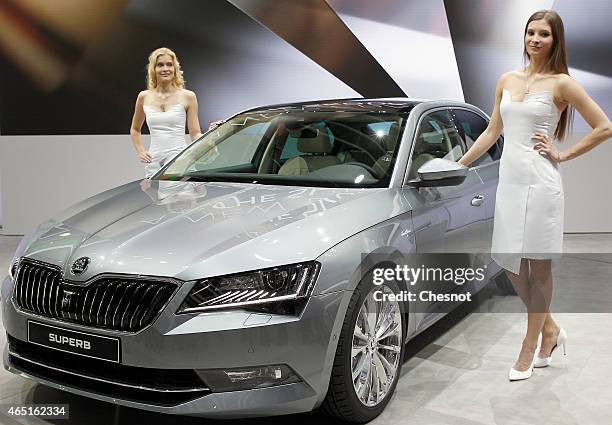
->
[534,328,567,368]
[509,347,536,381]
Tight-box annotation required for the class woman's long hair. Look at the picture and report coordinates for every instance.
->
[522,10,573,141]
[146,47,185,90]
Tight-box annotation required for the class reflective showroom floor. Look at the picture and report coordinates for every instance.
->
[1,234,612,425]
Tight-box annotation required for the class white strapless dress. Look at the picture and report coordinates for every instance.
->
[143,103,187,177]
[490,89,564,275]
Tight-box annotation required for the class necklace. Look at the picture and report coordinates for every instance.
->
[524,73,539,94]
[523,65,550,94]
[155,90,174,112]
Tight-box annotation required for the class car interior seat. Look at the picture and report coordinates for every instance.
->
[277,129,338,176]
[409,125,449,178]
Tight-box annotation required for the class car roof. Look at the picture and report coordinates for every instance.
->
[237,97,488,121]
[242,97,423,114]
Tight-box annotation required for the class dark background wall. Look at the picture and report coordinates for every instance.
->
[0,0,458,135]
[0,0,610,135]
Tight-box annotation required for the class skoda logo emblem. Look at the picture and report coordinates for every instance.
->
[70,257,90,275]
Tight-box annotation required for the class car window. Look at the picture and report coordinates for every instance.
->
[367,121,393,136]
[408,109,465,180]
[451,109,501,165]
[281,123,334,160]
[188,122,270,171]
[158,111,407,188]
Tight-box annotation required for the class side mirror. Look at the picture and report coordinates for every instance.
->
[406,158,468,187]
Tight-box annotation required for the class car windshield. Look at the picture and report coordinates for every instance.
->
[155,109,408,188]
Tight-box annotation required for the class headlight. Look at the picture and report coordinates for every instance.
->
[8,258,21,279]
[178,261,320,314]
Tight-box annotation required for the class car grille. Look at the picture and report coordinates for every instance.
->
[7,335,211,406]
[12,259,178,332]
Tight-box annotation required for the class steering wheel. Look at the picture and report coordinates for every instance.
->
[343,162,380,178]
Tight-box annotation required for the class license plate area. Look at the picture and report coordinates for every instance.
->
[27,321,120,363]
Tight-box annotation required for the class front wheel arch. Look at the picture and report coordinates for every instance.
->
[320,268,407,422]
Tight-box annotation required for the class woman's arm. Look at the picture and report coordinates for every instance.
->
[457,74,507,167]
[130,91,152,163]
[186,90,203,140]
[555,75,612,162]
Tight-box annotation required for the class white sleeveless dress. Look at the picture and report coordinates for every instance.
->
[143,103,188,177]
[490,89,564,275]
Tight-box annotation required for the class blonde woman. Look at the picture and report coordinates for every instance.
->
[458,10,611,381]
[130,47,216,177]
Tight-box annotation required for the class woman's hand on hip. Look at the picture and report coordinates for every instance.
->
[532,132,562,163]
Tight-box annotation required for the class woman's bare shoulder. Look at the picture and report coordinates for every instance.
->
[552,73,573,84]
[180,88,197,98]
[502,70,525,80]
[554,73,582,98]
[494,71,519,89]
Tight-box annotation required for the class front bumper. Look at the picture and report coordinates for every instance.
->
[2,275,348,418]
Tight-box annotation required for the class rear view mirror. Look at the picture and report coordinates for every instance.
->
[288,128,319,138]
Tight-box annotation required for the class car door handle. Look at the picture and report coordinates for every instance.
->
[471,195,484,207]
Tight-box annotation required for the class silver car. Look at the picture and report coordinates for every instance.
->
[2,98,513,422]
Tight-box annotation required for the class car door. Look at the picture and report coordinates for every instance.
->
[450,107,503,275]
[403,108,487,329]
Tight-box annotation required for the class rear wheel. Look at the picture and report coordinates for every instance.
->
[321,277,405,422]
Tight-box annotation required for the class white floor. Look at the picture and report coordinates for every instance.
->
[1,234,611,424]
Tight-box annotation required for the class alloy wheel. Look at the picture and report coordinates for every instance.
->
[351,285,402,407]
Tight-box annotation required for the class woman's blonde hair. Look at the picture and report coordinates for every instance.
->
[146,47,185,89]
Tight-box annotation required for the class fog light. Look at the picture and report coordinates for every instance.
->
[197,364,300,392]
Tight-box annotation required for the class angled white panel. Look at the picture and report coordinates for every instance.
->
[327,0,463,101]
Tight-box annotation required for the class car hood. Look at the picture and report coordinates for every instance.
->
[19,180,411,281]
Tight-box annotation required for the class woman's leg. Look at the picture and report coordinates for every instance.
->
[509,259,554,371]
[505,259,560,362]
[505,258,530,305]
[533,261,560,358]
[539,316,561,358]
[504,259,538,371]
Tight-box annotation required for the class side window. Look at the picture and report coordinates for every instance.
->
[408,109,465,180]
[452,109,502,165]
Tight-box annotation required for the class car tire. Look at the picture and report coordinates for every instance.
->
[321,273,405,423]
[495,272,517,296]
